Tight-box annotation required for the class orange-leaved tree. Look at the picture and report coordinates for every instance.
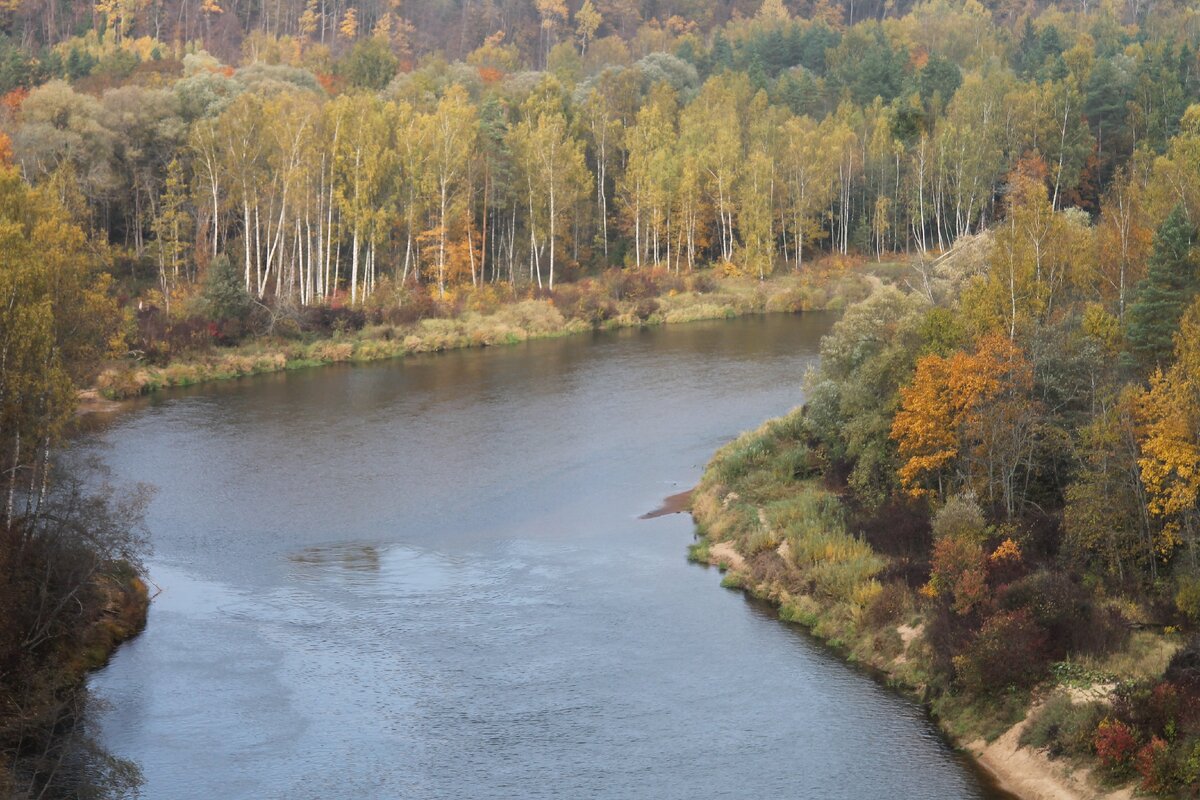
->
[891,333,1037,515]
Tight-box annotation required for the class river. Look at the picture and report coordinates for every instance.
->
[76,313,1006,799]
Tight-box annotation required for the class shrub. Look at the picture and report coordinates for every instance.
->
[307,341,353,362]
[1002,571,1128,659]
[1094,718,1138,772]
[131,304,217,363]
[928,535,989,616]
[1135,736,1171,793]
[96,366,145,399]
[791,528,885,602]
[775,488,846,543]
[1165,636,1200,692]
[931,493,988,544]
[851,579,884,613]
[1179,738,1200,787]
[609,268,660,300]
[860,581,910,630]
[1020,693,1106,759]
[854,495,932,564]
[779,595,822,627]
[1119,676,1200,750]
[386,287,444,325]
[1177,575,1200,623]
[634,297,660,320]
[495,299,565,335]
[745,525,779,556]
[301,306,366,335]
[953,609,1048,693]
[688,272,717,293]
[553,280,619,325]
[714,436,774,485]
[747,549,789,589]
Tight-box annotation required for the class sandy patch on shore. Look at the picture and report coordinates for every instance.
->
[897,623,923,648]
[892,623,924,666]
[1065,684,1116,704]
[708,541,746,571]
[968,710,1134,800]
[75,388,124,415]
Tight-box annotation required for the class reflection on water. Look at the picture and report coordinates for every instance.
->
[10,691,143,800]
[74,315,1009,799]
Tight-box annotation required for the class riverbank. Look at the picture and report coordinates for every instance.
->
[686,409,1163,800]
[93,271,872,401]
[77,567,151,674]
[0,564,149,795]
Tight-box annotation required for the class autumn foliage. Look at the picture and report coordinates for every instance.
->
[952,609,1047,693]
[1095,718,1139,770]
[891,333,1034,512]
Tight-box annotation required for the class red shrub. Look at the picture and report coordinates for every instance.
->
[1135,736,1171,793]
[634,297,660,320]
[1150,683,1181,734]
[1095,718,1138,770]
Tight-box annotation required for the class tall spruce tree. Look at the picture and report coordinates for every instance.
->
[1126,205,1198,370]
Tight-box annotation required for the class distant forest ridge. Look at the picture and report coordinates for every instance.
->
[8,0,1191,65]
[0,0,1197,309]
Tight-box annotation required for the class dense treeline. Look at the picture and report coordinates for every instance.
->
[0,0,1198,335]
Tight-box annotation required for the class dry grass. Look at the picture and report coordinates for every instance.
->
[1085,630,1180,682]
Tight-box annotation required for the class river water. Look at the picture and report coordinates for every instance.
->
[77,314,1006,799]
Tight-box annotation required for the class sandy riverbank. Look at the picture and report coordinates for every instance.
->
[968,711,1134,800]
[654,480,1138,800]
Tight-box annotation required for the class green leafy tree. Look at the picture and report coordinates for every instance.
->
[1064,396,1157,585]
[339,37,400,91]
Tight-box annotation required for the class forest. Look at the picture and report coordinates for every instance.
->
[2,0,1200,795]
[0,0,1195,322]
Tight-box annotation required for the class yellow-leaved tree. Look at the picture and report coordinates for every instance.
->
[0,166,122,527]
[1134,299,1200,563]
[961,160,1093,339]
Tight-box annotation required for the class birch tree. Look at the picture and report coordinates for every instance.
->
[420,85,478,297]
[512,81,590,291]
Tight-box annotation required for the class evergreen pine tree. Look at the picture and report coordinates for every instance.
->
[1015,18,1041,78]
[204,253,253,325]
[1126,205,1198,370]
[709,32,733,75]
